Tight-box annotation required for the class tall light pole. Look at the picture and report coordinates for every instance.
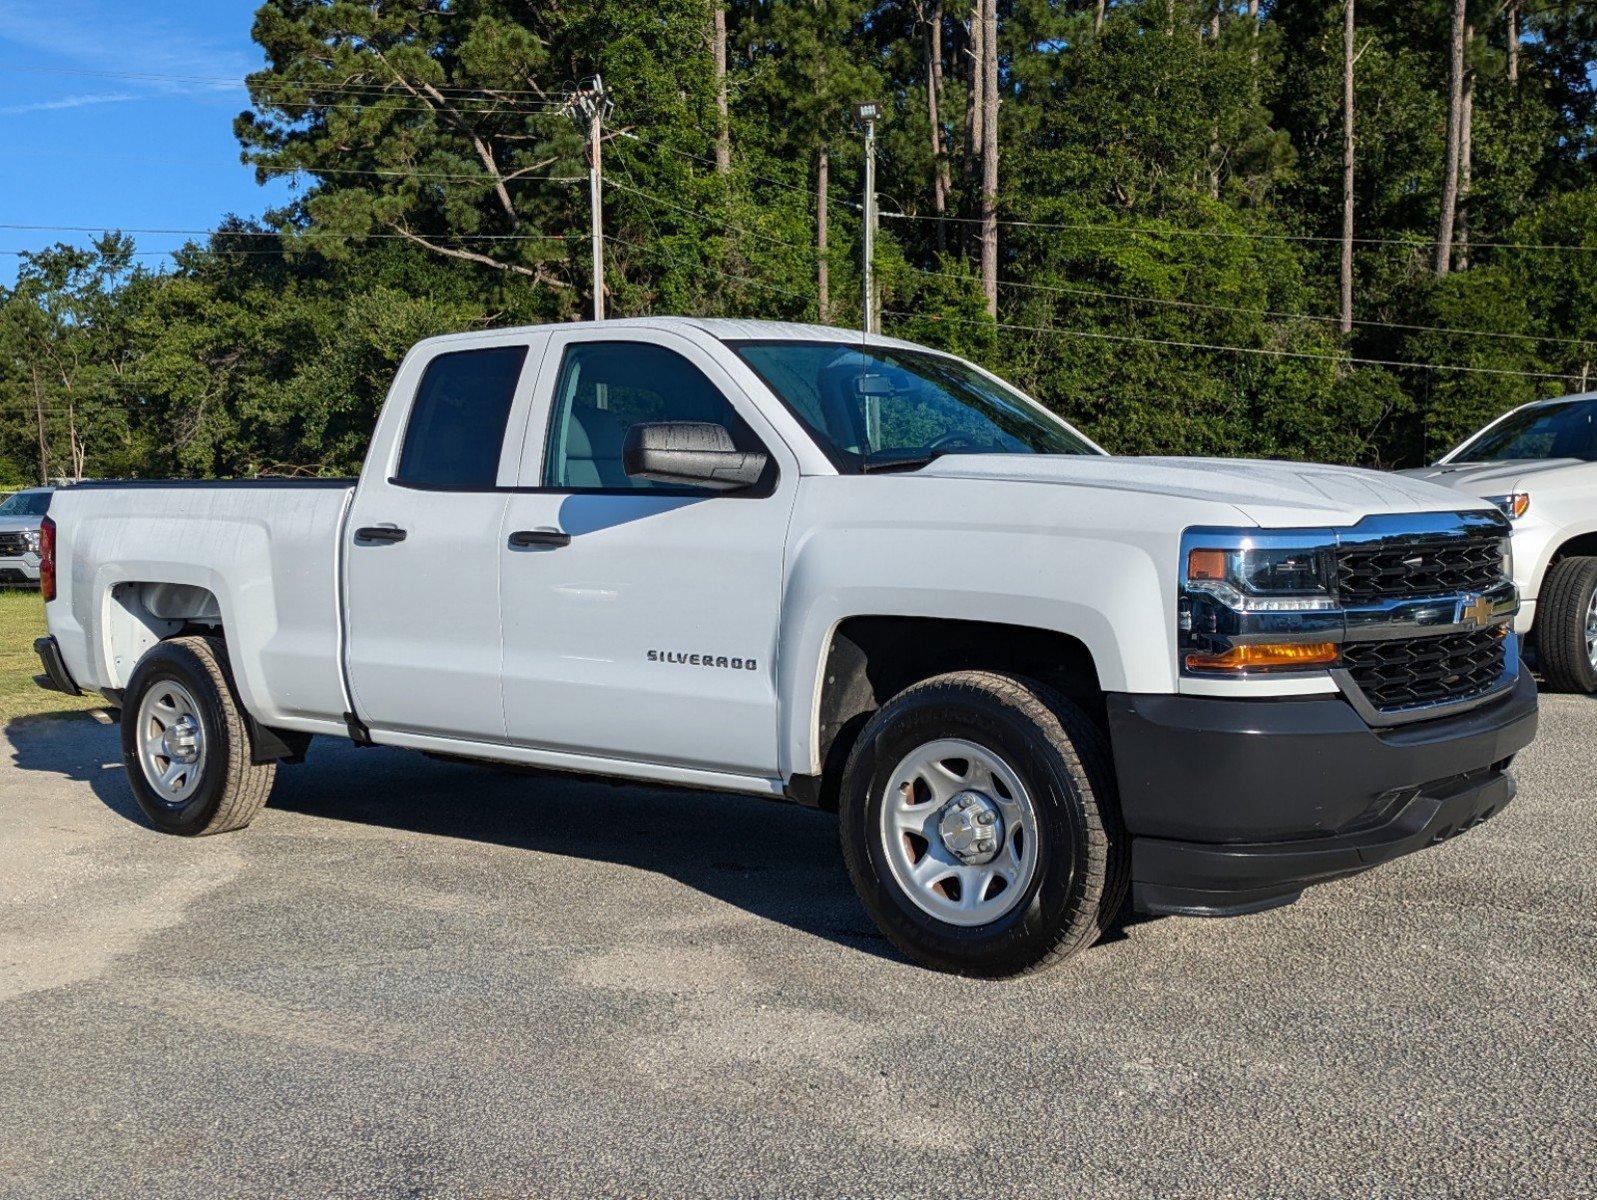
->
[564,76,612,321]
[855,101,881,336]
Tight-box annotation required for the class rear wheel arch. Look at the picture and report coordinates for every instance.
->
[102,580,224,688]
[105,582,308,763]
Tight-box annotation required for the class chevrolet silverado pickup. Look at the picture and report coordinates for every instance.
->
[34,319,1538,976]
[0,486,54,586]
[1403,391,1597,693]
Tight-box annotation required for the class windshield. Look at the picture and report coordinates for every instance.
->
[1452,399,1597,463]
[730,340,1099,470]
[0,491,51,517]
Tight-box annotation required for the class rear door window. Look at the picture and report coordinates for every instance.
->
[394,346,530,489]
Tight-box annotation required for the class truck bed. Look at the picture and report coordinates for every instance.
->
[47,479,357,735]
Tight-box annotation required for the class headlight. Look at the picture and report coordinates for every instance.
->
[1180,529,1342,676]
[1184,543,1337,612]
[21,529,40,554]
[1485,493,1530,520]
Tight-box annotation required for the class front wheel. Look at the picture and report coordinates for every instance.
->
[838,671,1127,977]
[121,636,276,835]
[1535,556,1597,693]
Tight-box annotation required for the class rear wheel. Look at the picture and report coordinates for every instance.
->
[838,671,1127,977]
[1535,556,1597,693]
[121,636,276,835]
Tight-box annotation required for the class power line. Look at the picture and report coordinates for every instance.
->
[0,87,570,122]
[603,178,816,254]
[2,147,583,186]
[882,309,1582,382]
[0,62,568,104]
[878,208,1597,254]
[603,233,813,303]
[620,130,856,210]
[0,222,582,243]
[898,262,1597,348]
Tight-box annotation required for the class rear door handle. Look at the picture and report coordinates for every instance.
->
[355,525,407,544]
[508,528,571,549]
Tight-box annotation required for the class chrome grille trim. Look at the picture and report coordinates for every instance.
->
[1180,510,1519,726]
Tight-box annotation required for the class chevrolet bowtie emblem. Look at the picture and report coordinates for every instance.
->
[1456,592,1494,630]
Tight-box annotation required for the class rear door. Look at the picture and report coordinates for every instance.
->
[343,335,546,741]
[496,329,799,776]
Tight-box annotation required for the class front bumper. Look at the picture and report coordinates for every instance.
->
[1106,668,1538,916]
[0,555,40,585]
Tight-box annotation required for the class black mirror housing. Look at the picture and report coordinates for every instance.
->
[622,422,769,491]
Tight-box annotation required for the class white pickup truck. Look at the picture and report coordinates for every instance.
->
[1403,391,1597,693]
[35,319,1538,976]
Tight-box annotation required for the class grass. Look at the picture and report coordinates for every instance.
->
[0,588,100,721]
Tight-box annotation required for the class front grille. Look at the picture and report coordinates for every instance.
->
[1341,628,1508,712]
[1336,532,1503,605]
[0,532,29,556]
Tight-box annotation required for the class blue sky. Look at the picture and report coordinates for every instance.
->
[0,0,293,285]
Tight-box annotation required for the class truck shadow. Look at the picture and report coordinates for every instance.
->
[4,714,908,963]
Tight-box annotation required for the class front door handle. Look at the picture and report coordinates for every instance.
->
[508,528,571,549]
[355,525,407,544]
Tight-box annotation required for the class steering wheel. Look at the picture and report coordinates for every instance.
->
[928,432,981,454]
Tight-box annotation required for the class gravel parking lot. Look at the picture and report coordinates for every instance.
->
[1,695,1593,1198]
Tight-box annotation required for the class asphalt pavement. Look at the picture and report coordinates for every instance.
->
[1,696,1593,1198]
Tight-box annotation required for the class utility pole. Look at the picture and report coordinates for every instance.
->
[564,76,612,321]
[856,101,881,336]
[1436,0,1467,276]
[29,364,48,486]
[1341,0,1356,335]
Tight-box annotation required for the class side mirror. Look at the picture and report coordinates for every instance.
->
[622,422,769,491]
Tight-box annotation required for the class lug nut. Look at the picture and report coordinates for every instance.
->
[976,811,996,826]
[978,839,994,853]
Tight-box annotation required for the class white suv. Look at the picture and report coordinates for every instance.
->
[1403,392,1597,692]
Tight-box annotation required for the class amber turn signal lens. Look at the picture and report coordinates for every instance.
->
[1187,548,1228,581]
[1185,641,1338,671]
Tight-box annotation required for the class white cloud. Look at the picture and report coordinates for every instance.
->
[0,91,140,116]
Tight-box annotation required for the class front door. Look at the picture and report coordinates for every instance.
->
[498,329,797,776]
[344,336,544,741]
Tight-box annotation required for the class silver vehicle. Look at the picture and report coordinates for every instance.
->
[0,487,55,586]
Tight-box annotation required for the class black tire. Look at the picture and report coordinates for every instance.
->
[121,635,276,835]
[838,670,1127,977]
[1535,556,1597,693]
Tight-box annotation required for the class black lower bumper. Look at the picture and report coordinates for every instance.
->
[33,635,82,697]
[1106,668,1538,917]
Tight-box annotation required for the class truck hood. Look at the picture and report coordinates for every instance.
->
[1398,458,1586,498]
[912,455,1491,527]
[0,516,42,535]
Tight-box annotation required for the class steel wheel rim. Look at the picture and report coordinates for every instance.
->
[1586,586,1597,670]
[135,680,207,806]
[879,738,1040,928]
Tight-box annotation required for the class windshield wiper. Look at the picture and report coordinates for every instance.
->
[859,452,941,474]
